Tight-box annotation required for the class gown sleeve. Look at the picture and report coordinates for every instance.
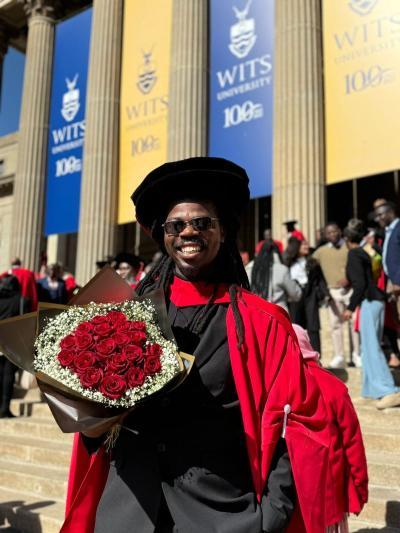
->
[261,438,296,532]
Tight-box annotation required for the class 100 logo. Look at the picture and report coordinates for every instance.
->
[345,65,394,95]
[223,100,264,128]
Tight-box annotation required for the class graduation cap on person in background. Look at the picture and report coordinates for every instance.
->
[283,220,298,232]
[95,256,114,270]
[113,252,141,270]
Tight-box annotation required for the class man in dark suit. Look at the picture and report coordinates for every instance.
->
[375,201,400,297]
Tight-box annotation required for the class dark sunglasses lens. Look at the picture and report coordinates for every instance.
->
[164,221,184,234]
[192,217,212,231]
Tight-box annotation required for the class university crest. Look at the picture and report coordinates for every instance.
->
[137,49,157,95]
[229,0,257,59]
[61,75,80,123]
[348,0,378,16]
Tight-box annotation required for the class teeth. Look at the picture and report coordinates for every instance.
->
[180,246,201,254]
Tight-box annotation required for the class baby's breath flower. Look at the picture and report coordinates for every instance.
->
[34,300,181,408]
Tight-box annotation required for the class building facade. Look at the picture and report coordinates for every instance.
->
[0,0,398,283]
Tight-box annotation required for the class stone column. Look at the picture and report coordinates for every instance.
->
[272,0,325,246]
[10,1,57,270]
[75,0,123,285]
[167,0,208,160]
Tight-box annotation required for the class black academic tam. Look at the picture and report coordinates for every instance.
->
[131,157,250,237]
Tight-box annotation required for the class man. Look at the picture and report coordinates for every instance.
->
[64,158,330,533]
[313,223,361,368]
[2,258,38,311]
[374,201,400,298]
[36,263,68,304]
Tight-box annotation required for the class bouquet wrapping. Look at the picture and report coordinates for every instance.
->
[0,267,193,433]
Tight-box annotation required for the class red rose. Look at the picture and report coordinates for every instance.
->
[123,345,144,364]
[97,338,117,355]
[144,356,162,375]
[75,321,94,335]
[116,322,131,333]
[57,349,75,367]
[130,321,146,332]
[126,367,145,388]
[94,322,113,337]
[80,367,103,388]
[107,353,129,373]
[99,373,127,399]
[128,331,147,345]
[112,332,131,346]
[107,311,127,325]
[75,351,97,374]
[146,343,162,358]
[75,333,94,350]
[60,334,76,350]
[91,314,109,324]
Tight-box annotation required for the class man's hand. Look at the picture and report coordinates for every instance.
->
[337,278,350,288]
[342,309,353,321]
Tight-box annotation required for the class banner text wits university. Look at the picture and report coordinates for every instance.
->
[208,0,274,198]
[44,9,91,235]
[324,0,400,183]
[118,0,172,224]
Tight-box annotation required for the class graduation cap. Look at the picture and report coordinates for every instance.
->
[283,220,298,232]
[131,157,250,243]
[95,256,114,269]
[114,252,141,270]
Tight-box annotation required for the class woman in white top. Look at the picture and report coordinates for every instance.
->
[284,237,330,353]
[250,240,302,312]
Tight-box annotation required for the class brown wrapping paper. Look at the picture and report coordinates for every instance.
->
[0,267,194,433]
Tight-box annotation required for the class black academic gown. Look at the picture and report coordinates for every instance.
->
[89,302,295,533]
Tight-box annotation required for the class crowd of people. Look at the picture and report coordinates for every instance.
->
[245,199,400,409]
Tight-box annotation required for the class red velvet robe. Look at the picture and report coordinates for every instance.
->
[62,278,331,533]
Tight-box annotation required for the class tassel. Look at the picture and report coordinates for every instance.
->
[104,424,122,452]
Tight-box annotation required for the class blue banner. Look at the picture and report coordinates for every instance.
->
[44,9,92,235]
[208,0,274,198]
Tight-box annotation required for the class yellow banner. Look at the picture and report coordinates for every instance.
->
[118,0,172,223]
[323,0,400,184]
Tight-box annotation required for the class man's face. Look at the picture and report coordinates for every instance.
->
[374,205,395,228]
[325,224,341,244]
[163,201,224,280]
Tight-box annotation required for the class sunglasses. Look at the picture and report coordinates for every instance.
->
[162,216,219,235]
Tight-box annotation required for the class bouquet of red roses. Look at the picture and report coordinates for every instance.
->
[0,267,193,433]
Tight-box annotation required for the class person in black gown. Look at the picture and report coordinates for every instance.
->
[82,158,298,532]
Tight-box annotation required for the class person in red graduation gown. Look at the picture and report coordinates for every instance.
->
[63,157,331,533]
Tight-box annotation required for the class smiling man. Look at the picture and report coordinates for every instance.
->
[64,157,331,533]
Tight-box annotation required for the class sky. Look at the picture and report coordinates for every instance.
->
[0,47,25,137]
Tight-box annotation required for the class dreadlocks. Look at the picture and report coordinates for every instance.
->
[135,237,249,348]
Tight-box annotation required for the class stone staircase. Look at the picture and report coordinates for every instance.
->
[335,367,400,533]
[0,389,73,532]
[0,369,398,532]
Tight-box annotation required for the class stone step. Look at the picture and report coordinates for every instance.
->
[361,426,400,453]
[0,459,68,502]
[327,368,400,395]
[349,518,400,532]
[355,403,400,428]
[0,434,71,469]
[0,418,73,443]
[10,400,52,419]
[367,452,400,489]
[0,487,64,533]
[354,486,400,528]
